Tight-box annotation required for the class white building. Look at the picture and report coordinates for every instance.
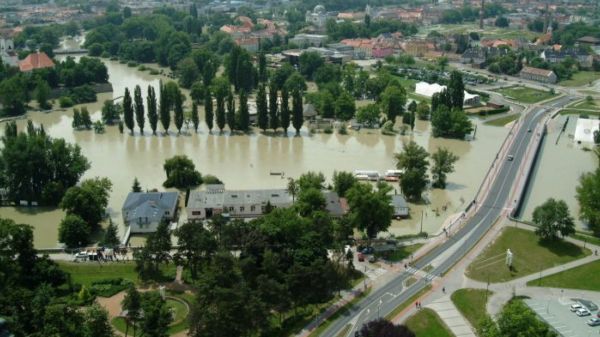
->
[574,118,600,144]
[414,81,480,106]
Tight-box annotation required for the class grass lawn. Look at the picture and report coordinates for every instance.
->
[392,75,419,92]
[451,288,492,331]
[526,259,600,291]
[570,99,600,111]
[58,262,177,286]
[494,86,556,104]
[559,71,600,87]
[572,233,600,247]
[465,227,590,283]
[559,109,600,117]
[484,114,520,126]
[375,244,423,262]
[405,308,454,337]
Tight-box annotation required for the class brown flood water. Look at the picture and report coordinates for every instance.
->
[0,55,509,248]
[521,114,599,230]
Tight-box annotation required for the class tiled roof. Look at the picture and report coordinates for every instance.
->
[19,52,54,72]
[520,66,554,77]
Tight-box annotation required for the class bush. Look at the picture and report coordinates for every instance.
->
[90,278,133,298]
[338,124,348,135]
[127,61,138,67]
[149,69,160,75]
[324,126,333,134]
[69,85,97,104]
[59,96,75,108]
[138,65,147,71]
[478,106,510,116]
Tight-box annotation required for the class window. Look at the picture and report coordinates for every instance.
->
[229,206,234,212]
[240,206,245,212]
[250,205,255,212]
[165,211,170,215]
[192,211,201,216]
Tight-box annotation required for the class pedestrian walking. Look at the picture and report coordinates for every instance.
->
[415,302,419,309]
[442,287,446,294]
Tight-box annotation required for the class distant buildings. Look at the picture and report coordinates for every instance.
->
[122,192,179,234]
[290,34,328,48]
[305,5,330,29]
[0,35,17,67]
[18,52,54,72]
[519,66,557,84]
[540,48,593,68]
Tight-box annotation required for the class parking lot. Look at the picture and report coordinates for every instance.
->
[525,298,600,337]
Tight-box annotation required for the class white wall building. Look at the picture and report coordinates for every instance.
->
[414,81,480,106]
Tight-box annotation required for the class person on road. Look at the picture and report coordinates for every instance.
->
[442,287,446,294]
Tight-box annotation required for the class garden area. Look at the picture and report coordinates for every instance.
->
[451,288,492,333]
[526,259,600,291]
[405,308,454,337]
[493,86,557,104]
[559,71,600,87]
[465,227,590,283]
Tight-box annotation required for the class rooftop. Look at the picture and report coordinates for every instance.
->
[18,51,54,72]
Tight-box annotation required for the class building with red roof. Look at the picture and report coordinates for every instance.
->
[18,51,54,72]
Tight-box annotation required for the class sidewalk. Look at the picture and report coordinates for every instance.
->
[426,296,476,337]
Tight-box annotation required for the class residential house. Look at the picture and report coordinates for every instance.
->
[122,192,179,233]
[577,36,600,46]
[541,48,593,68]
[235,37,259,52]
[18,51,54,72]
[402,39,435,57]
[519,66,557,84]
[390,195,409,218]
[460,47,510,68]
[187,185,346,220]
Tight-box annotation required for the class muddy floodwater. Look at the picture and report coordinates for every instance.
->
[0,54,509,248]
[521,114,599,230]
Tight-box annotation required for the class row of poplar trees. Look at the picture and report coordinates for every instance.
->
[122,79,305,136]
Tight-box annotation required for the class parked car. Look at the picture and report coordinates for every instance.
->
[368,255,377,263]
[362,247,375,255]
[570,303,583,312]
[358,253,365,262]
[587,317,600,326]
[507,155,514,161]
[576,308,591,317]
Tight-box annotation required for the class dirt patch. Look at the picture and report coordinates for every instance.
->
[97,291,126,318]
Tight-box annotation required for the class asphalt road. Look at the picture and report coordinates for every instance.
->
[319,95,577,337]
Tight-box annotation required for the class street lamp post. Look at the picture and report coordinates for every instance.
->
[420,209,424,234]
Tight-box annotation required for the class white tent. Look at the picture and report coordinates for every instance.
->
[414,81,480,106]
[574,118,600,143]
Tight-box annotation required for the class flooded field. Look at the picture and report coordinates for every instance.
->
[0,53,509,248]
[520,114,599,230]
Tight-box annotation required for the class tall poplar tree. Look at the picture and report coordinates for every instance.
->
[174,88,184,134]
[280,87,290,135]
[191,102,199,133]
[268,82,279,132]
[448,70,465,110]
[205,88,213,133]
[256,84,268,132]
[123,87,134,135]
[216,94,226,133]
[258,52,267,83]
[147,85,158,135]
[134,85,145,134]
[159,83,170,134]
[238,89,249,132]
[292,88,303,136]
[226,91,236,132]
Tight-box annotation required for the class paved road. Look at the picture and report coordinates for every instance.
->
[319,95,577,337]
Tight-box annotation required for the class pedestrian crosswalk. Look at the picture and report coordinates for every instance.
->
[366,267,387,280]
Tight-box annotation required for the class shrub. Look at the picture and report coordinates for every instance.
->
[90,278,133,298]
[127,61,138,67]
[338,124,348,135]
[324,126,333,134]
[59,96,74,108]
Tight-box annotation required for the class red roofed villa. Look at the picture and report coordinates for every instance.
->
[19,51,54,72]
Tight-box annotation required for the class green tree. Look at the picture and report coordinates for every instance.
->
[102,218,120,248]
[213,77,229,133]
[102,100,121,125]
[299,51,324,80]
[292,89,303,135]
[357,319,415,337]
[178,57,199,89]
[191,102,200,132]
[355,104,380,127]
[431,147,459,189]
[269,82,279,132]
[381,85,407,122]
[533,198,576,240]
[60,177,112,227]
[205,88,214,132]
[163,155,202,189]
[335,90,356,121]
[159,83,170,134]
[147,86,158,135]
[175,221,217,279]
[346,183,393,238]
[123,87,134,134]
[226,91,236,132]
[134,85,145,134]
[84,304,115,337]
[297,171,326,191]
[448,70,465,110]
[416,101,430,120]
[122,285,141,337]
[296,188,326,217]
[333,171,358,197]
[287,178,299,203]
[437,56,449,72]
[257,84,268,131]
[280,87,290,135]
[140,292,172,337]
[431,105,473,139]
[238,89,250,132]
[258,52,267,83]
[190,81,205,104]
[0,76,27,116]
[35,80,51,110]
[80,107,92,130]
[496,300,557,337]
[495,16,509,27]
[320,91,336,119]
[173,87,184,134]
[284,72,308,94]
[395,141,429,201]
[72,108,82,129]
[58,214,91,248]
[132,177,142,192]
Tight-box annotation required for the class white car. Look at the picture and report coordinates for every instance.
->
[575,308,591,317]
[587,317,600,326]
[570,303,583,312]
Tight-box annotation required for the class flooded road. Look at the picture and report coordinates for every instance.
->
[521,114,599,230]
[0,52,509,248]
